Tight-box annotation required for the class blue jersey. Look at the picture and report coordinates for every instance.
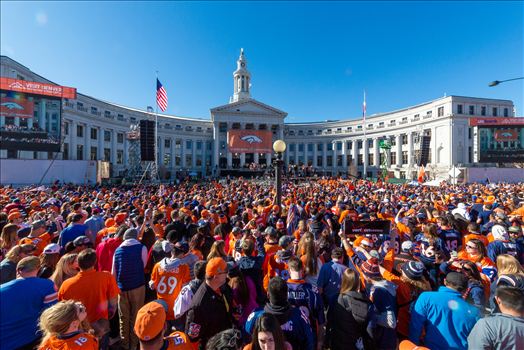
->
[246,306,314,350]
[287,279,325,325]
[439,229,462,253]
[0,277,57,349]
[317,260,347,306]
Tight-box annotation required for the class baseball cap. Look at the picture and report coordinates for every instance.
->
[508,226,521,234]
[278,235,294,248]
[134,300,168,341]
[399,340,430,350]
[8,211,21,221]
[43,243,60,255]
[401,240,414,252]
[173,241,189,254]
[276,249,293,262]
[73,236,91,247]
[206,257,228,277]
[32,220,46,230]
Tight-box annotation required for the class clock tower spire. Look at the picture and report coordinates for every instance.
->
[232,48,251,102]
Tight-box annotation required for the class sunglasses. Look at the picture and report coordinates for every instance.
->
[466,245,477,249]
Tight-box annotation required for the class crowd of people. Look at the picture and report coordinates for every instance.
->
[0,177,523,350]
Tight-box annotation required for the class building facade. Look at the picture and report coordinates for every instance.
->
[0,53,517,180]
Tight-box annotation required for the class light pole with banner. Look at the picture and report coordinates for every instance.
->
[273,140,286,210]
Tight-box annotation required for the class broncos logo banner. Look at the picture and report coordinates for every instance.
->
[0,98,34,118]
[228,129,273,153]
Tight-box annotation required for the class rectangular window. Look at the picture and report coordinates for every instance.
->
[493,107,498,116]
[357,140,363,148]
[469,105,475,115]
[185,154,192,166]
[307,144,313,152]
[326,156,333,167]
[186,140,192,149]
[390,152,396,164]
[90,128,97,140]
[358,154,363,165]
[90,146,97,160]
[175,155,181,166]
[77,145,83,160]
[327,143,333,151]
[175,139,182,149]
[368,139,373,147]
[504,108,509,117]
[402,135,408,145]
[317,156,323,167]
[437,107,444,117]
[117,114,124,121]
[368,154,374,166]
[104,148,111,162]
[64,122,69,136]
[117,133,124,144]
[481,106,486,116]
[336,142,342,151]
[117,150,124,164]
[402,151,408,164]
[196,141,202,150]
[298,144,304,152]
[104,130,111,142]
[164,153,172,166]
[77,125,83,137]
[165,139,171,148]
[91,107,98,114]
[457,104,463,114]
[317,143,323,151]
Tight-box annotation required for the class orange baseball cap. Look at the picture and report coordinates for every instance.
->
[114,212,127,225]
[105,218,115,227]
[206,257,228,277]
[30,200,39,208]
[134,300,167,341]
[8,211,21,221]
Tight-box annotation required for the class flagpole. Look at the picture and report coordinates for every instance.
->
[363,90,367,180]
[154,71,159,182]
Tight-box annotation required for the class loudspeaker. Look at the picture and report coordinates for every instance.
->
[418,135,431,166]
[140,120,155,161]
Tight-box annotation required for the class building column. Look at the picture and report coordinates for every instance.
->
[313,142,318,168]
[254,152,259,164]
[111,130,117,165]
[332,141,338,173]
[322,143,327,170]
[352,140,358,167]
[98,128,104,160]
[159,135,165,168]
[192,140,197,170]
[201,140,206,175]
[363,138,369,170]
[226,123,232,168]
[181,139,187,168]
[373,138,380,168]
[284,145,290,167]
[38,100,47,131]
[71,120,77,160]
[265,152,271,166]
[213,121,220,169]
[431,127,438,165]
[408,132,414,166]
[396,135,402,167]
[84,124,89,160]
[341,140,348,171]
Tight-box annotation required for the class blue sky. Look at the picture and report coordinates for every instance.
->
[1,1,522,122]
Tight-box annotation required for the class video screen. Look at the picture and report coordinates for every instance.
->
[478,126,524,162]
[0,91,62,152]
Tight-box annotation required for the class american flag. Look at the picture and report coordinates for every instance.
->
[156,78,168,112]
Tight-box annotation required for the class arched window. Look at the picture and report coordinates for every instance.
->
[241,76,245,91]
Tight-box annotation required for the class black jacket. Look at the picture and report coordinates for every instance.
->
[326,291,372,350]
[185,282,234,349]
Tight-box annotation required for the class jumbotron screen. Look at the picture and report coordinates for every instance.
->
[0,78,76,152]
[470,117,524,163]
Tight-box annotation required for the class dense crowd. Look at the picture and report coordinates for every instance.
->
[0,178,523,350]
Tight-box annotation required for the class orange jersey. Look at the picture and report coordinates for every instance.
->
[263,252,289,291]
[164,331,192,350]
[151,258,191,320]
[19,232,52,256]
[39,332,98,350]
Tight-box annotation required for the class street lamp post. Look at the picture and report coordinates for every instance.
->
[488,77,524,87]
[273,140,286,210]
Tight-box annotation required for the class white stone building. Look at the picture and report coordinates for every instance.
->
[0,52,518,180]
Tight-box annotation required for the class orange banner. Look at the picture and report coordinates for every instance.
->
[0,77,76,99]
[228,129,273,153]
[0,97,34,118]
[494,129,519,142]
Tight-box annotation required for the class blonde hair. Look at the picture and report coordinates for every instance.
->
[298,232,318,276]
[207,240,227,260]
[496,254,524,276]
[5,245,22,263]
[39,300,91,348]
[51,253,79,290]
[1,224,18,251]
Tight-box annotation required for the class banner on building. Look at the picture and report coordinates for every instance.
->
[0,77,77,99]
[227,129,273,153]
[0,98,34,118]
[469,117,524,126]
[494,129,519,142]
